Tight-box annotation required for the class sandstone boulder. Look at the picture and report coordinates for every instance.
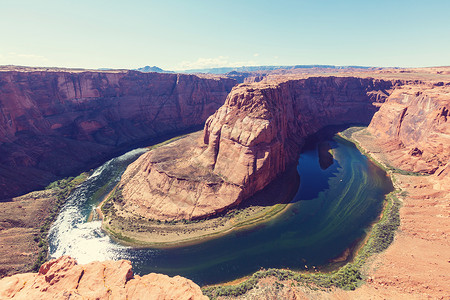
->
[0,256,208,300]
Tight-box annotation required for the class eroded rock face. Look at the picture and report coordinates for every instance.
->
[117,132,244,221]
[368,84,450,174]
[0,71,236,199]
[200,77,394,197]
[117,77,395,221]
[0,256,208,300]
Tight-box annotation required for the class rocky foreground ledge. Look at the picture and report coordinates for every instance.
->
[0,256,207,300]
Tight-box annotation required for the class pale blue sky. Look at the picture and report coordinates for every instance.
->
[1,0,449,70]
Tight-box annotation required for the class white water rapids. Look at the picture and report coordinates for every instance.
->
[47,148,149,264]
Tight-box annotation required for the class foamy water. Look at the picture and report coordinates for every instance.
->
[47,134,393,285]
[48,148,149,264]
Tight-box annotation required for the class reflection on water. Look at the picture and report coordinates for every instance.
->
[48,132,393,285]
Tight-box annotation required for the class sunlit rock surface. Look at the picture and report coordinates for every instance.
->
[368,84,450,174]
[0,256,208,300]
[117,77,395,220]
[0,70,236,199]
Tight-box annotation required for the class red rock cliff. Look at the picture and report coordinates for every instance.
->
[368,84,450,174]
[200,77,394,198]
[0,71,236,199]
[117,77,395,221]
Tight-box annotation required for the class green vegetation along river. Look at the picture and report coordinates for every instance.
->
[48,128,394,286]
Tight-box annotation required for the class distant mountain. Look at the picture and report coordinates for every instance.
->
[182,65,373,74]
[136,66,174,73]
[183,67,236,74]
[134,64,374,75]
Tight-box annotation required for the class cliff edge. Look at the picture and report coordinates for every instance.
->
[0,70,236,199]
[114,77,395,221]
[0,256,207,300]
[368,84,450,175]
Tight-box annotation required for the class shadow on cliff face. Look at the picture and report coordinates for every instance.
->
[0,125,204,201]
[238,164,301,208]
[237,124,362,208]
[0,71,237,200]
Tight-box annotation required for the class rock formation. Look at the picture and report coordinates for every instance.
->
[115,77,395,221]
[0,70,236,199]
[0,256,207,300]
[2,68,449,299]
[368,84,450,174]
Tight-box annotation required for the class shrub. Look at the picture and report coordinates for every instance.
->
[202,192,402,298]
[33,173,89,271]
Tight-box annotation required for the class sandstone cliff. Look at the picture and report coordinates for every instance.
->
[116,77,395,221]
[368,84,450,174]
[0,256,207,300]
[0,71,236,199]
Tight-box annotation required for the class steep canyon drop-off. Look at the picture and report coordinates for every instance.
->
[0,69,449,299]
[0,71,236,199]
[116,77,397,221]
[116,77,449,222]
[368,84,449,175]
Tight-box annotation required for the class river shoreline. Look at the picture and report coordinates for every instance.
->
[100,170,299,248]
[99,127,396,258]
[334,127,449,299]
[98,127,381,249]
[40,125,404,293]
[202,126,403,296]
[93,126,400,291]
[204,127,448,299]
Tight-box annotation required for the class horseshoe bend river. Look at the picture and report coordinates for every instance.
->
[48,129,394,286]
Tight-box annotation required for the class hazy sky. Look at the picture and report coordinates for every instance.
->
[1,0,449,70]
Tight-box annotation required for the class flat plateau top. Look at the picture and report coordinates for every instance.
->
[1,65,449,84]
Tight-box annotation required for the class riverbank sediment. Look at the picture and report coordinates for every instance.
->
[206,127,449,299]
[0,173,89,277]
[203,127,402,297]
[100,162,299,248]
[338,128,449,298]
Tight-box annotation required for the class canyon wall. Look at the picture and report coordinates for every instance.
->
[199,77,394,199]
[0,256,207,299]
[117,77,395,221]
[0,71,236,199]
[368,84,450,175]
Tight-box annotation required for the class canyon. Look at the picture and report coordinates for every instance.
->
[0,70,236,200]
[114,77,396,221]
[0,66,449,299]
[368,84,450,175]
[113,75,450,223]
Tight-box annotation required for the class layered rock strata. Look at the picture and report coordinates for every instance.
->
[0,256,207,299]
[0,70,236,199]
[368,84,450,174]
[116,77,395,221]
